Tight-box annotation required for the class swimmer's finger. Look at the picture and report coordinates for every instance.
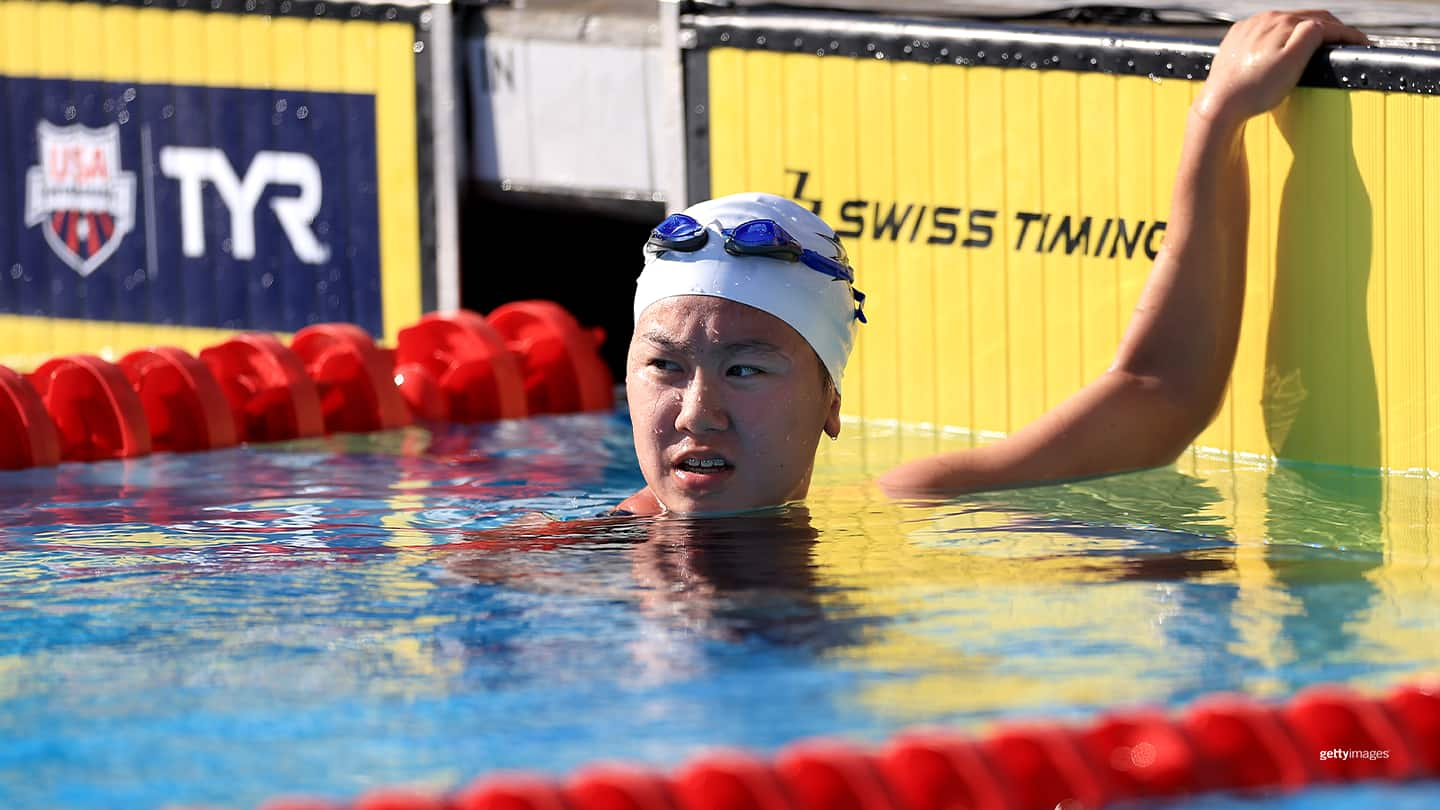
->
[1281,19,1367,57]
[1310,18,1371,46]
[1339,25,1372,46]
[1259,10,1368,48]
[1289,11,1370,45]
[1280,18,1326,56]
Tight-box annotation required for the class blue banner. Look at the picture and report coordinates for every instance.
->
[0,77,382,335]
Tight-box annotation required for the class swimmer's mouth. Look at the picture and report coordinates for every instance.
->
[674,454,733,474]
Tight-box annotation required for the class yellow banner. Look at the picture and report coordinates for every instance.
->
[707,46,1438,475]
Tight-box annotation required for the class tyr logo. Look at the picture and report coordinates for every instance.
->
[159,147,331,264]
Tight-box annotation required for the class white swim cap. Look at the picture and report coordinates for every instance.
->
[634,192,865,394]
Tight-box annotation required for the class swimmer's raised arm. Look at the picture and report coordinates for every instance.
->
[879,10,1368,498]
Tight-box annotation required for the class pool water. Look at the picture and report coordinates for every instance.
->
[1,410,1437,808]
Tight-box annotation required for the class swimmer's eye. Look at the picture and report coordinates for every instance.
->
[727,365,765,378]
[647,358,683,373]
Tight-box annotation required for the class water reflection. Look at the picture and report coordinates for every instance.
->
[802,430,1440,721]
[1264,463,1383,675]
[446,507,867,655]
[428,447,1438,731]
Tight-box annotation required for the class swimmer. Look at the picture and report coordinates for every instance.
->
[614,9,1368,516]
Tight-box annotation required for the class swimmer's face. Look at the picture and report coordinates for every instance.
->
[626,296,842,514]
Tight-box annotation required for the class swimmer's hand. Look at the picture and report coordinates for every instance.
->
[1196,10,1368,130]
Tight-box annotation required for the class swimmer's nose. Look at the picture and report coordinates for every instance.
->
[674,372,729,435]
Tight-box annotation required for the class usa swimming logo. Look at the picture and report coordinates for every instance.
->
[23,121,137,277]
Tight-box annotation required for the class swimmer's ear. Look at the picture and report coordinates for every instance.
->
[824,390,842,439]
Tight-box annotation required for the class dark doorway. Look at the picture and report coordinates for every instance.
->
[458,190,660,380]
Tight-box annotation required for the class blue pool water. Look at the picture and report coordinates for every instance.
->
[1,410,1437,808]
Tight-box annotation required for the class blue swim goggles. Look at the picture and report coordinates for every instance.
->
[646,213,867,322]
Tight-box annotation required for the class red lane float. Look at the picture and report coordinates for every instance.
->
[1184,695,1313,791]
[488,301,613,415]
[0,365,61,469]
[1285,686,1415,781]
[878,734,1010,810]
[1386,682,1440,774]
[395,310,527,422]
[564,765,676,810]
[353,790,451,810]
[980,725,1109,810]
[672,750,794,810]
[776,741,897,810]
[199,334,324,444]
[118,347,237,453]
[1,301,613,463]
[384,347,446,422]
[1077,707,1198,799]
[27,355,151,462]
[277,679,1440,810]
[292,323,411,434]
[453,776,570,810]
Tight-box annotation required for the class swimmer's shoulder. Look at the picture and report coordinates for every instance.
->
[607,487,663,517]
